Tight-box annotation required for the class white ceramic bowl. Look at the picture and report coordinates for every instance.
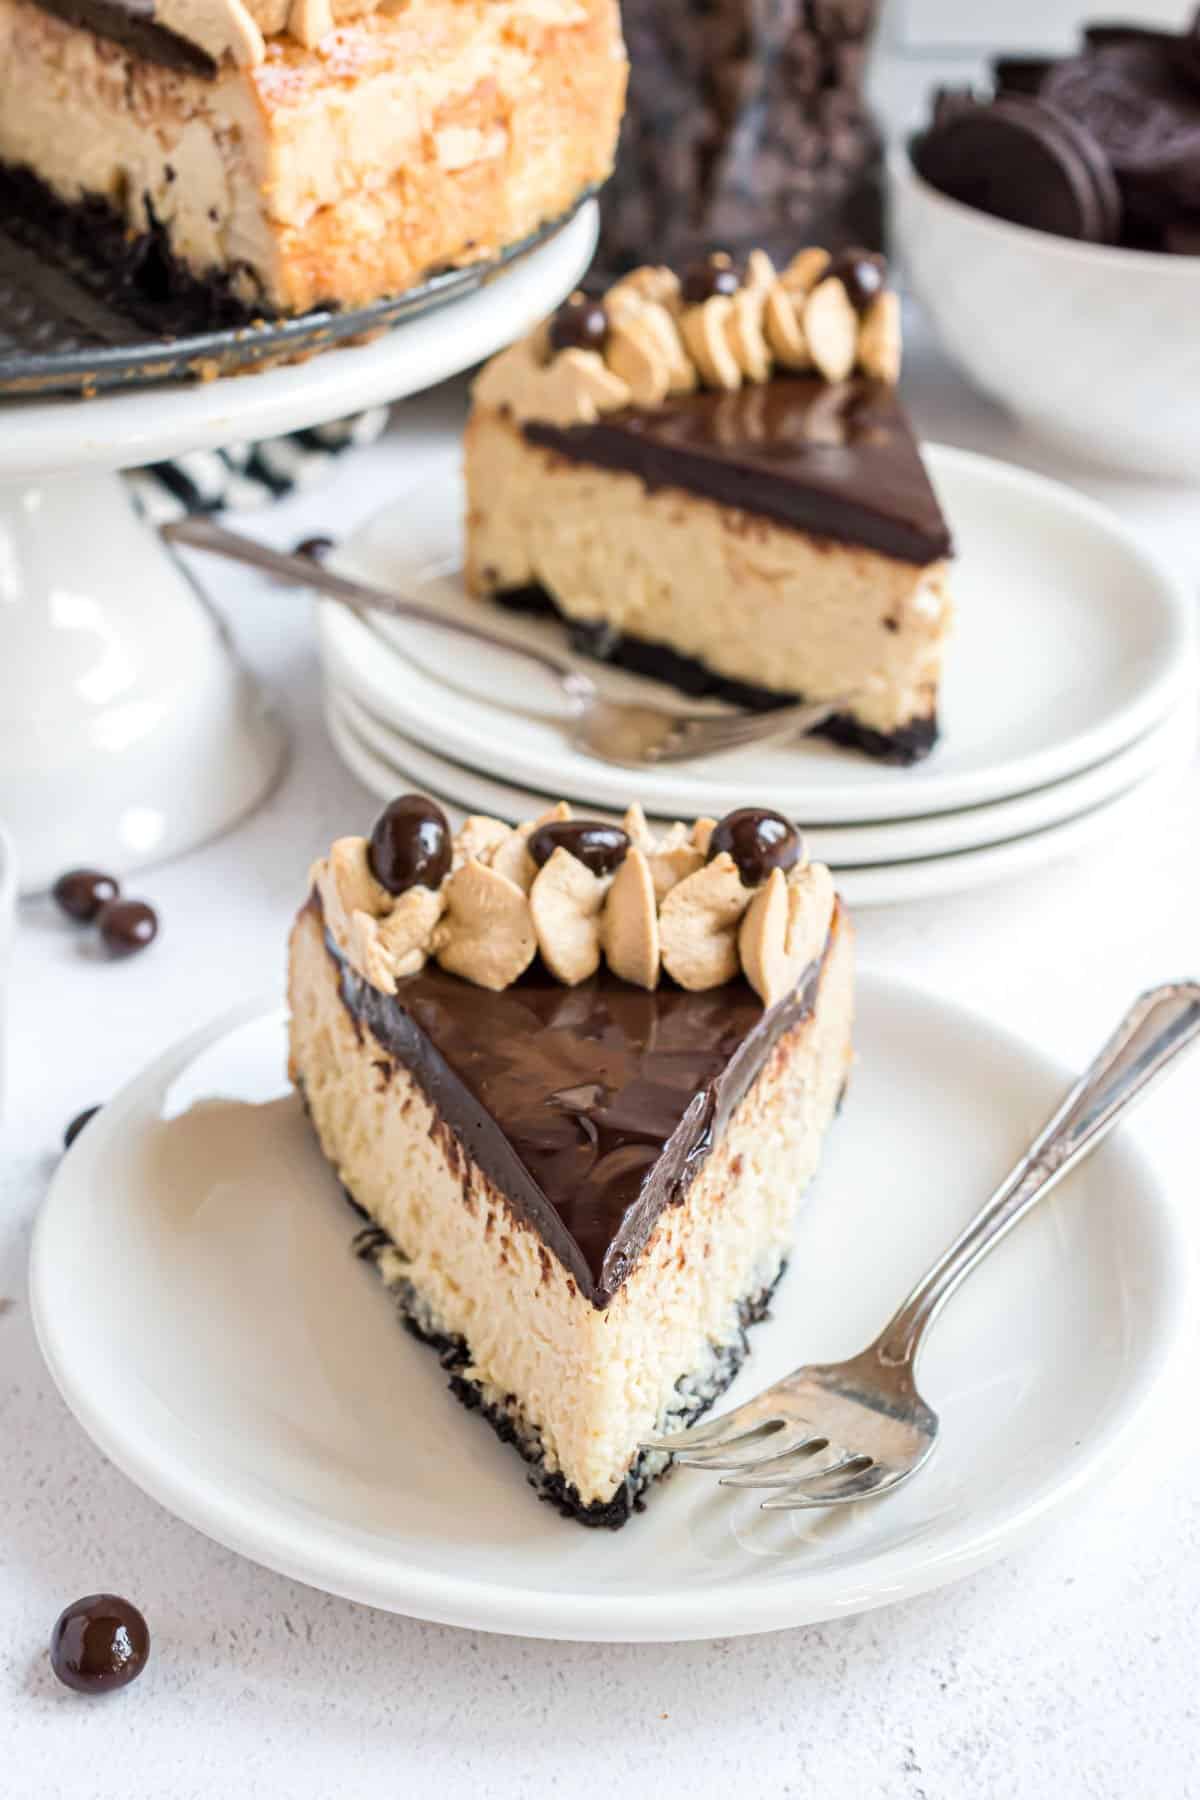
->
[0,822,16,1115]
[890,145,1200,480]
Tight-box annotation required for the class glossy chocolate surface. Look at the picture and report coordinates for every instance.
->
[680,253,743,302]
[525,377,952,565]
[30,0,217,74]
[528,820,630,877]
[549,295,610,354]
[319,895,834,1306]
[52,868,119,923]
[50,1594,150,1694]
[827,249,888,313]
[97,898,158,957]
[709,809,803,885]
[368,795,451,896]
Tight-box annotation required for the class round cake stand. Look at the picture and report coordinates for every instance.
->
[2,202,598,894]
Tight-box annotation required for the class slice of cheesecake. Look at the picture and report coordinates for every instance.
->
[288,795,854,1526]
[0,0,626,323]
[465,249,954,763]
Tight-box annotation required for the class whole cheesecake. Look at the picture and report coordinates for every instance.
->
[465,248,955,763]
[0,0,627,323]
[288,795,855,1525]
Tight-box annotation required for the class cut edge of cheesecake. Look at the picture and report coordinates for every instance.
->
[286,796,856,1525]
[288,893,854,1526]
[0,0,627,323]
[463,249,955,763]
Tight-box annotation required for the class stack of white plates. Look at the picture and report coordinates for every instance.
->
[318,449,1196,906]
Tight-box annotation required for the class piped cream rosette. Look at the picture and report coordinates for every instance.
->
[472,247,902,430]
[312,802,835,1012]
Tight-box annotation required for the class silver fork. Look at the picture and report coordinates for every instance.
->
[642,982,1200,1511]
[162,516,845,768]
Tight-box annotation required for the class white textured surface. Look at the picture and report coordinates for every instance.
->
[4,346,1200,1797]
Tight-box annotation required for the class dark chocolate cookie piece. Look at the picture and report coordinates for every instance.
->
[1044,46,1200,220]
[913,95,1122,244]
[992,56,1059,98]
[1043,50,1197,168]
[1173,18,1200,98]
[1083,25,1180,55]
[1164,216,1200,253]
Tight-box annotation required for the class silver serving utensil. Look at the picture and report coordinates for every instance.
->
[162,516,846,769]
[642,982,1200,1510]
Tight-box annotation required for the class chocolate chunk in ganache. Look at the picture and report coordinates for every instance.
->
[548,293,610,355]
[680,253,744,304]
[912,95,1123,244]
[708,809,804,885]
[52,868,120,923]
[367,796,451,896]
[63,1105,102,1149]
[29,0,218,75]
[97,898,159,957]
[527,820,630,877]
[826,248,887,313]
[50,1594,150,1694]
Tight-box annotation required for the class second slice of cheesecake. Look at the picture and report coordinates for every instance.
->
[465,249,954,763]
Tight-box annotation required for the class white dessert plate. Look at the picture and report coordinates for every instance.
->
[327,678,1195,869]
[316,450,1194,825]
[323,687,1190,909]
[31,980,1189,1644]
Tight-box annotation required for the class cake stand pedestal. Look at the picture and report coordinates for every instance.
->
[2,202,598,894]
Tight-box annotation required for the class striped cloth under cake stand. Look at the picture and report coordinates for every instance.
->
[126,408,390,522]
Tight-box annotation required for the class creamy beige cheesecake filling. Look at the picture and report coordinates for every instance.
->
[287,902,854,1509]
[465,408,952,739]
[0,0,626,313]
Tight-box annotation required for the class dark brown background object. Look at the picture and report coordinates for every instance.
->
[597,0,884,274]
[913,11,1200,257]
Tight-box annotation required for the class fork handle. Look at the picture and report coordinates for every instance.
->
[874,982,1200,1369]
[161,515,597,706]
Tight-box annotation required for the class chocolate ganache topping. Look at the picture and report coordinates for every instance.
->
[525,378,952,566]
[322,900,838,1306]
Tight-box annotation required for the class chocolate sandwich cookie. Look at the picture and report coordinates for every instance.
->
[1044,47,1200,225]
[1044,49,1200,167]
[1164,217,1200,253]
[1173,18,1200,97]
[992,57,1060,98]
[1083,25,1180,55]
[929,87,977,128]
[913,95,1122,244]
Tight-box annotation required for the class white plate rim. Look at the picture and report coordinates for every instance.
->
[30,982,1191,1642]
[323,688,1188,909]
[320,445,1195,824]
[329,677,1195,867]
[3,205,599,478]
